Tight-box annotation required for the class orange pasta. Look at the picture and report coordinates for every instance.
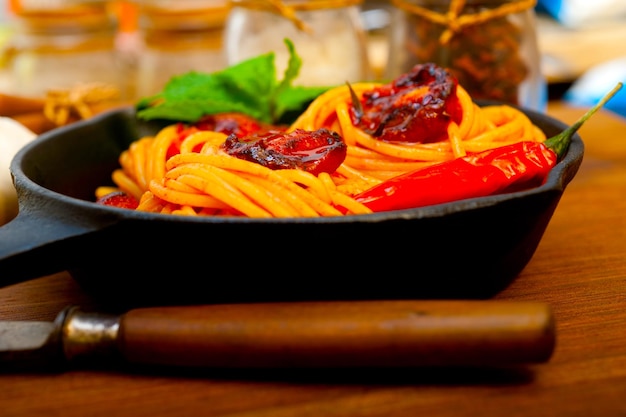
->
[290,82,545,183]
[98,79,547,218]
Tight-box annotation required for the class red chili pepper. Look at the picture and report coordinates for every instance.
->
[355,83,622,212]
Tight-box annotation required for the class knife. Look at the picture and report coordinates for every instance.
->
[0,300,555,370]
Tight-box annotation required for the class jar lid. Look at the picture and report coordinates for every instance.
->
[11,2,115,34]
[133,0,229,30]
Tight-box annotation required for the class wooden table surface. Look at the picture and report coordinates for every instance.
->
[1,102,626,417]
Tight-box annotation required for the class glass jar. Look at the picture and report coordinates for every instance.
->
[386,0,547,111]
[132,0,229,98]
[224,0,372,87]
[2,2,126,99]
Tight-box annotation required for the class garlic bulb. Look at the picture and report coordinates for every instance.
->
[0,118,36,225]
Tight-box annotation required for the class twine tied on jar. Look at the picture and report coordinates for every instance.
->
[391,0,536,44]
[385,0,545,109]
[229,0,363,33]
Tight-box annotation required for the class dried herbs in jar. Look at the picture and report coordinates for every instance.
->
[386,0,546,111]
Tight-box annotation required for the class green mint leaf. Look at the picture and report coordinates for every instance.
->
[135,39,334,125]
[274,39,301,98]
[274,85,330,123]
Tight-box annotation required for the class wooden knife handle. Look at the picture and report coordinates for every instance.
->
[116,300,556,367]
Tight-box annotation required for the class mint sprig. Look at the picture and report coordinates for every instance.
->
[135,39,333,125]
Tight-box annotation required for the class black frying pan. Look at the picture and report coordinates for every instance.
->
[0,107,584,308]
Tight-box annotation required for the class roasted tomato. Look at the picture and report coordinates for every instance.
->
[351,63,463,144]
[166,113,286,158]
[96,191,139,209]
[221,128,347,175]
[194,112,285,137]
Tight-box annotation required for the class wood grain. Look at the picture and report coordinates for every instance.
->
[1,103,625,416]
[114,301,554,367]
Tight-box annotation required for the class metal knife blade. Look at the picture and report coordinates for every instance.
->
[0,300,557,370]
[0,312,64,370]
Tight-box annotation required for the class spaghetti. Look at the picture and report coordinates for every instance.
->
[97,78,547,218]
[291,82,545,184]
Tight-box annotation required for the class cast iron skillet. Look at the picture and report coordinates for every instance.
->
[0,106,584,308]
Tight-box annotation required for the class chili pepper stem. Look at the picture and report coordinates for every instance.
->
[544,82,623,159]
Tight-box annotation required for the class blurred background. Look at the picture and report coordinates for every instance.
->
[0,0,624,135]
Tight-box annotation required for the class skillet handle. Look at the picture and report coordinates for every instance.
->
[0,208,100,287]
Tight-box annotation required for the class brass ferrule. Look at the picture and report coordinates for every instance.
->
[60,306,121,363]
